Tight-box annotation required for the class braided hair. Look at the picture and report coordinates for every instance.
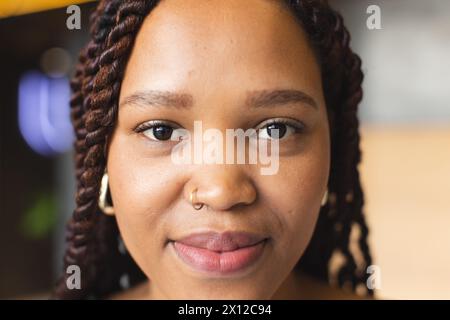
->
[52,0,374,299]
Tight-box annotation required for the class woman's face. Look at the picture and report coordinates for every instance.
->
[107,0,330,299]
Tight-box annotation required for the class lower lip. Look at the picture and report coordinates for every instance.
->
[171,239,266,275]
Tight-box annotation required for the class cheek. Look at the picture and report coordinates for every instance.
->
[106,132,185,269]
[258,127,330,264]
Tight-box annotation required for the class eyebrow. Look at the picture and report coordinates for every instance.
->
[120,90,194,109]
[120,89,318,110]
[245,89,318,110]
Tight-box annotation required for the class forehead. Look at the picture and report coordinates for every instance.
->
[120,0,322,103]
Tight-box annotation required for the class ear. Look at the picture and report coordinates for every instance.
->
[103,134,110,159]
[321,189,328,206]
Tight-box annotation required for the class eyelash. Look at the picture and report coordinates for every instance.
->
[134,118,305,142]
[135,120,180,133]
[134,120,182,143]
[256,118,305,138]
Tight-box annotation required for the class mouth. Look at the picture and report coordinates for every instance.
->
[169,231,269,275]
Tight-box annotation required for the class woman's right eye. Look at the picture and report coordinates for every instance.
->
[135,121,183,142]
[144,125,174,141]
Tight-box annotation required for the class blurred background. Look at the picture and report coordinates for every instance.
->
[0,0,449,299]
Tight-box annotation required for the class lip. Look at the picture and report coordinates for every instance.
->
[170,231,268,275]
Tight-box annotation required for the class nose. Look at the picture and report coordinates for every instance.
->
[185,165,257,212]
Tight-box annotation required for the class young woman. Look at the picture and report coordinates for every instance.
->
[53,0,374,299]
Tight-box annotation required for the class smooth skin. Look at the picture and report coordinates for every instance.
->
[106,0,342,299]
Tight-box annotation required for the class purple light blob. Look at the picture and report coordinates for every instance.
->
[18,71,74,156]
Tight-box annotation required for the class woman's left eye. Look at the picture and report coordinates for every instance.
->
[257,120,304,140]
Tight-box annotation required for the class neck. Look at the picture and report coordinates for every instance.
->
[121,266,325,300]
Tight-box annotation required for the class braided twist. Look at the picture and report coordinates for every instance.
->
[52,0,156,299]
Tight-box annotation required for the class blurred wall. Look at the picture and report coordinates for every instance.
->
[0,2,95,298]
[333,0,450,299]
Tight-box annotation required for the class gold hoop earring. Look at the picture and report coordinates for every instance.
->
[321,189,329,207]
[190,188,204,210]
[99,171,114,215]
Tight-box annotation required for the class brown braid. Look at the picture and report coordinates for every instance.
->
[52,0,156,299]
[52,0,374,299]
